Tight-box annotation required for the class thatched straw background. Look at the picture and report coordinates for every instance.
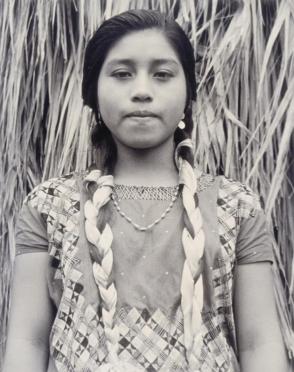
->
[1,0,293,366]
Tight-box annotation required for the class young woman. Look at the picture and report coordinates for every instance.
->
[3,9,288,372]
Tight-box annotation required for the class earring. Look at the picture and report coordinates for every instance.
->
[178,120,186,130]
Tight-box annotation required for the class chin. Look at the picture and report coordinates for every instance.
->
[115,133,174,151]
[118,135,158,149]
[126,141,159,150]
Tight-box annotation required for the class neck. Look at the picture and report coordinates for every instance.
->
[112,139,179,186]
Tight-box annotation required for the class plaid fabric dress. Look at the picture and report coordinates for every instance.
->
[17,170,273,372]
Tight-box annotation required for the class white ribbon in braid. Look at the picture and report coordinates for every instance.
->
[84,171,144,372]
[176,140,206,368]
[84,170,120,364]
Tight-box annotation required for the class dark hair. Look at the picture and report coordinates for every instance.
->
[82,9,197,172]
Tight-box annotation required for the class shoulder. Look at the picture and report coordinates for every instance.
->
[216,175,262,218]
[195,169,262,218]
[24,170,89,210]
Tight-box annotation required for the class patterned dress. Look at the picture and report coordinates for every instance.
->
[15,170,274,371]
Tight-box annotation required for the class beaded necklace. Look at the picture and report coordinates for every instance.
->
[111,184,180,231]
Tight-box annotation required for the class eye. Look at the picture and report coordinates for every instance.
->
[154,71,174,80]
[111,70,132,79]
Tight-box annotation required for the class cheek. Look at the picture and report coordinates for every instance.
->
[164,81,187,118]
[97,81,119,122]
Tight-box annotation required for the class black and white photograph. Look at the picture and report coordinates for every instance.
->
[1,1,294,371]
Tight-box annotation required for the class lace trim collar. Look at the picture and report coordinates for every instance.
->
[113,184,178,200]
[113,174,215,200]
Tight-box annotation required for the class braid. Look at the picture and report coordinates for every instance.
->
[176,140,206,368]
[84,171,145,371]
[83,170,119,364]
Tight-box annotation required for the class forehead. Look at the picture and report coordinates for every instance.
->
[103,29,181,65]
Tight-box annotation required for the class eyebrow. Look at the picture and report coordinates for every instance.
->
[105,58,180,68]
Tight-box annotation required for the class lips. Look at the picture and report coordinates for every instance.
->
[126,110,158,118]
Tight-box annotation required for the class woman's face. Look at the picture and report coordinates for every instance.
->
[97,29,187,150]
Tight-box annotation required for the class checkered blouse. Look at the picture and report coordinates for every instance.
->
[16,171,274,371]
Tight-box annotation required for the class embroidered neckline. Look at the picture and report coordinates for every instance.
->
[113,184,179,200]
[113,174,215,200]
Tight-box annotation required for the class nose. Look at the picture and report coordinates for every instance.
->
[130,73,153,102]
